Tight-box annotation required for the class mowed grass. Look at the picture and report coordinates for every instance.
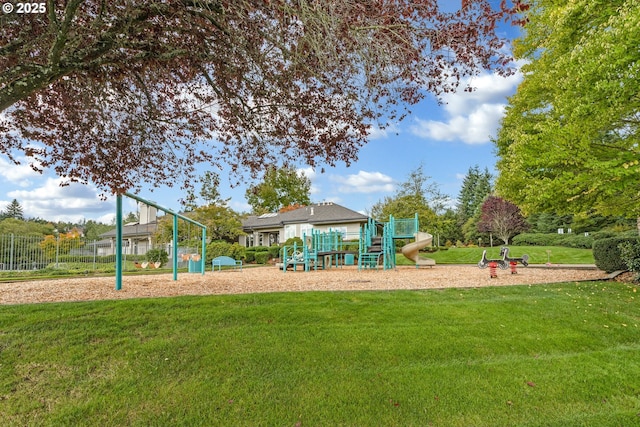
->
[399,246,595,265]
[2,283,640,426]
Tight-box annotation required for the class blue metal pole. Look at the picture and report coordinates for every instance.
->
[173,215,179,281]
[201,227,207,275]
[115,194,123,290]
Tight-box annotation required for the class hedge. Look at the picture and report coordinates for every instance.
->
[206,242,245,263]
[254,251,270,264]
[618,240,640,279]
[593,236,640,272]
[511,233,593,249]
[268,245,281,259]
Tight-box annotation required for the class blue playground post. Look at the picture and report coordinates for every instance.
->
[115,195,123,291]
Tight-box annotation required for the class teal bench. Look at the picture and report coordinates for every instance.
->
[212,256,243,272]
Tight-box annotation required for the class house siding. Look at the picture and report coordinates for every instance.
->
[241,203,369,247]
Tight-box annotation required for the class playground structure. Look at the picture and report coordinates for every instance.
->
[280,213,435,272]
[114,193,207,290]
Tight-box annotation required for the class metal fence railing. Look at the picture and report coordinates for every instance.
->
[0,234,181,272]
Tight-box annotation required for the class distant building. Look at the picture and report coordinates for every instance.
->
[99,203,159,255]
[241,202,369,247]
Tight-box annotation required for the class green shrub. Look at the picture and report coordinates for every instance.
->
[268,245,281,259]
[254,251,270,264]
[244,251,255,263]
[229,243,246,261]
[618,241,640,280]
[283,237,303,248]
[556,235,593,249]
[206,241,232,261]
[342,241,359,252]
[593,236,640,272]
[512,233,593,248]
[146,248,169,265]
[252,246,270,253]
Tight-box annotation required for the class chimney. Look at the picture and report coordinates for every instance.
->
[139,203,157,225]
[310,207,314,216]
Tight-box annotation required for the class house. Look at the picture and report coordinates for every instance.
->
[99,203,159,255]
[240,202,369,247]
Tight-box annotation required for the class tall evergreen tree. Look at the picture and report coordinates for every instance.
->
[456,166,492,224]
[5,199,24,220]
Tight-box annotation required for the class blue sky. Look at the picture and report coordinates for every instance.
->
[0,3,523,224]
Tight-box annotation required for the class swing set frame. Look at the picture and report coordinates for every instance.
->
[114,192,207,290]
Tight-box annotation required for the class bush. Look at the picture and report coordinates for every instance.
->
[244,251,255,263]
[342,241,359,252]
[207,241,232,261]
[146,248,169,265]
[268,245,281,259]
[283,237,304,248]
[593,237,640,272]
[254,251,270,264]
[512,233,593,248]
[228,243,246,261]
[618,241,640,280]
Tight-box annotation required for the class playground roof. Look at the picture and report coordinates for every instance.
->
[243,202,369,230]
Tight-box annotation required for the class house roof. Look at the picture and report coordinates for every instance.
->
[242,202,369,231]
[100,222,158,238]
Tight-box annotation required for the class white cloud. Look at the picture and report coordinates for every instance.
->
[410,66,523,145]
[7,178,115,222]
[331,170,395,194]
[0,157,39,187]
[228,199,251,213]
[367,123,398,140]
[297,167,320,194]
[297,166,316,180]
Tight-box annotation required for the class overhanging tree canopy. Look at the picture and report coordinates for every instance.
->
[1,0,526,195]
[495,0,640,218]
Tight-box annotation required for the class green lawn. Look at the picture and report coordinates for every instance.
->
[2,283,639,426]
[398,245,595,266]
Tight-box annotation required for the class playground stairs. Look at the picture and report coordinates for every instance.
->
[359,236,383,269]
[367,236,383,253]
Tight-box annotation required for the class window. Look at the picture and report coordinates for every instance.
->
[284,224,296,240]
[300,223,313,238]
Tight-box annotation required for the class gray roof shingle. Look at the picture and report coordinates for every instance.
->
[242,202,369,230]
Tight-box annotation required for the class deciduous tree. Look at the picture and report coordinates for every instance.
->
[1,0,526,196]
[477,195,528,244]
[370,164,445,228]
[246,166,311,214]
[495,0,640,226]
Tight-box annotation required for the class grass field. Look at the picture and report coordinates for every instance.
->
[2,282,639,426]
[397,246,595,266]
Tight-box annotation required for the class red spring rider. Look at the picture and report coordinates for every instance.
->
[489,261,498,278]
[510,261,518,274]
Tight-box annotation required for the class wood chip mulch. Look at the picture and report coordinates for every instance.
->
[0,265,613,306]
